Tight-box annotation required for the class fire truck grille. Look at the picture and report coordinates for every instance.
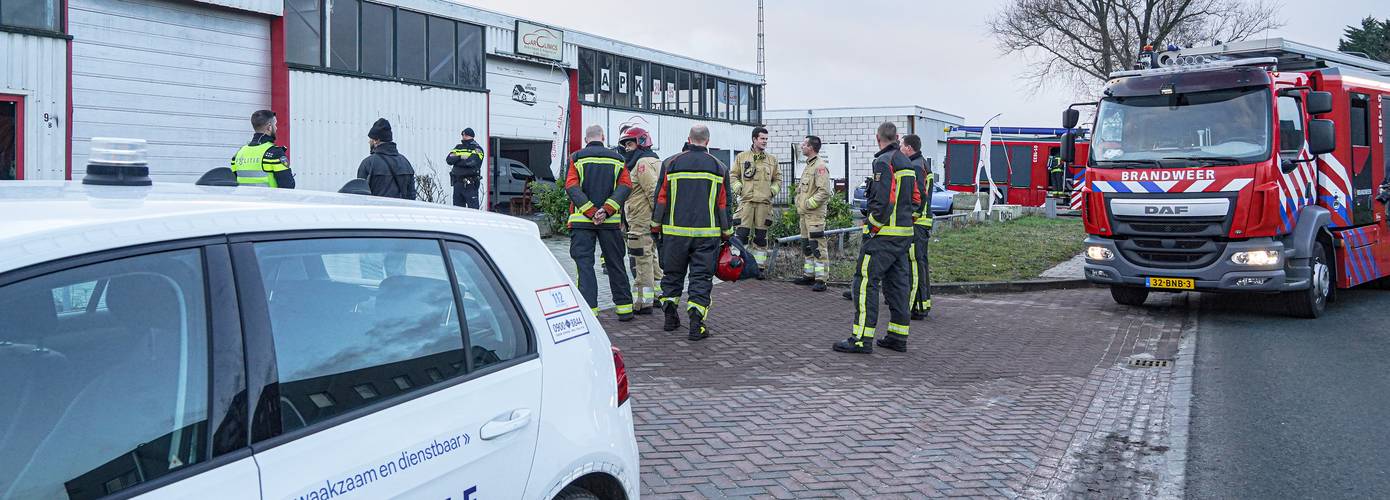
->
[1118,239,1225,269]
[1112,215,1228,238]
[1128,222,1209,234]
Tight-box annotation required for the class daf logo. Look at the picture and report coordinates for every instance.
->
[1145,205,1190,215]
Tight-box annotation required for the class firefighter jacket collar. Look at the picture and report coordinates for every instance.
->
[249,133,277,147]
[875,143,901,158]
[806,155,821,166]
[908,152,924,161]
[587,141,605,148]
[685,144,709,153]
[627,148,658,169]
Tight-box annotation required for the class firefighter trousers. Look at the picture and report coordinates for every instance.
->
[909,225,932,312]
[799,218,828,281]
[626,229,660,309]
[658,235,720,320]
[735,201,773,266]
[570,228,634,315]
[849,235,912,343]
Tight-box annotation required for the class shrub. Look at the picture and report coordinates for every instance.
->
[769,185,855,239]
[531,181,571,236]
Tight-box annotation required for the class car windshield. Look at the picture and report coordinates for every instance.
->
[1091,86,1271,167]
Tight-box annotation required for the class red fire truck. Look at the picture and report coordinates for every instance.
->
[943,127,1090,208]
[1062,38,1390,317]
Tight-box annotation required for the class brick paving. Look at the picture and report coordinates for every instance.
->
[596,281,1191,498]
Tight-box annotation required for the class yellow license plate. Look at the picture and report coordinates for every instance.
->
[1148,277,1195,289]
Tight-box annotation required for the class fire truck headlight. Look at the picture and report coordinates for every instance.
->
[1231,250,1281,266]
[1086,245,1115,261]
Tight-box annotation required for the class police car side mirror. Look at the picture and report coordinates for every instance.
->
[1305,91,1333,115]
[195,167,238,187]
[339,178,373,196]
[1307,119,1336,156]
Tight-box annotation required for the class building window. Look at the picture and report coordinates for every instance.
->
[359,2,393,76]
[328,0,359,71]
[457,22,484,88]
[692,74,704,117]
[750,85,761,124]
[616,58,631,108]
[649,64,664,111]
[286,0,323,66]
[716,80,729,120]
[396,10,427,81]
[631,60,646,109]
[427,16,456,84]
[704,76,716,118]
[1,0,61,33]
[738,84,749,123]
[599,53,615,105]
[578,49,596,103]
[663,66,677,113]
[677,71,692,114]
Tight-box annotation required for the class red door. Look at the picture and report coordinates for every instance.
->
[0,95,22,180]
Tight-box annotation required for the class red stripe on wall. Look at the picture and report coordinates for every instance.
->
[270,16,290,149]
[567,69,582,156]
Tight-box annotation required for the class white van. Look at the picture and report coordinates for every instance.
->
[0,149,638,500]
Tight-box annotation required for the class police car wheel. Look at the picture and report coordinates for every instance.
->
[553,486,601,500]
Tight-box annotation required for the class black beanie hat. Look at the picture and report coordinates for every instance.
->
[462,127,475,138]
[369,118,393,142]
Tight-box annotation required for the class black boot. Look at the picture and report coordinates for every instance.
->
[687,310,709,341]
[911,309,929,321]
[662,302,680,331]
[794,276,816,286]
[875,333,908,353]
[635,306,654,316]
[841,290,852,301]
[811,281,827,292]
[618,312,634,322]
[833,336,872,354]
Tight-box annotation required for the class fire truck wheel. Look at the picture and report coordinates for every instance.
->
[1286,241,1330,319]
[1110,286,1149,306]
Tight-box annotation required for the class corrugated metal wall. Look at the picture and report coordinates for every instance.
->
[580,105,752,164]
[69,0,271,183]
[0,32,67,180]
[290,71,489,197]
[194,0,281,15]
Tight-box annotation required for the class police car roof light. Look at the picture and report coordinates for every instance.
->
[83,137,152,186]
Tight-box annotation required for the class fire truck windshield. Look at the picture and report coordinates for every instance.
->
[1091,86,1271,167]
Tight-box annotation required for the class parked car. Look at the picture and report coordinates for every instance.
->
[851,177,953,216]
[0,142,638,500]
[491,157,546,212]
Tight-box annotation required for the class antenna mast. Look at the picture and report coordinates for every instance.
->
[757,0,765,108]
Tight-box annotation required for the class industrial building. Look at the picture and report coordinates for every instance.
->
[1,0,763,209]
[764,106,963,199]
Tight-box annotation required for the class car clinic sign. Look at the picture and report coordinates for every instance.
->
[516,21,564,61]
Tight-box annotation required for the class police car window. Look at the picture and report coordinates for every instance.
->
[253,238,466,432]
[447,244,531,370]
[0,249,210,499]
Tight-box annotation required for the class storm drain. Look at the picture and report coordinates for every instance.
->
[1127,358,1172,368]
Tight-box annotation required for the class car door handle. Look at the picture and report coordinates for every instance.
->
[480,409,532,441]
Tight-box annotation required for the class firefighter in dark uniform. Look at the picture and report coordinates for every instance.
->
[566,125,637,321]
[652,124,734,341]
[446,128,485,208]
[835,122,920,354]
[231,109,294,188]
[902,134,933,319]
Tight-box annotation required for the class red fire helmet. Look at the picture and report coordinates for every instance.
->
[716,242,745,282]
[618,127,653,149]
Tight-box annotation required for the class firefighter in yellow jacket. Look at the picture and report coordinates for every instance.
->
[731,126,780,272]
[619,127,662,315]
[794,135,832,292]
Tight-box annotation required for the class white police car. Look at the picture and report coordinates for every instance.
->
[0,140,638,500]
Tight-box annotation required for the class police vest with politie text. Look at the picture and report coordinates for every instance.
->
[230,133,293,188]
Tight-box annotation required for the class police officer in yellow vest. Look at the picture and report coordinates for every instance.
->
[731,127,780,272]
[835,122,920,354]
[794,135,832,292]
[446,128,485,208]
[902,134,933,319]
[230,109,294,188]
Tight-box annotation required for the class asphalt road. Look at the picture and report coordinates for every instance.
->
[1187,288,1390,499]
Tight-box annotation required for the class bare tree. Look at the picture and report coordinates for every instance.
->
[414,159,450,204]
[990,0,1283,92]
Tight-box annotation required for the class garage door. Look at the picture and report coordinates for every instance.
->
[70,0,271,182]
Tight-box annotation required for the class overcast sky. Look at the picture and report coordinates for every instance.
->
[465,0,1385,125]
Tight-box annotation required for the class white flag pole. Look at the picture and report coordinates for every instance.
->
[974,113,1002,213]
